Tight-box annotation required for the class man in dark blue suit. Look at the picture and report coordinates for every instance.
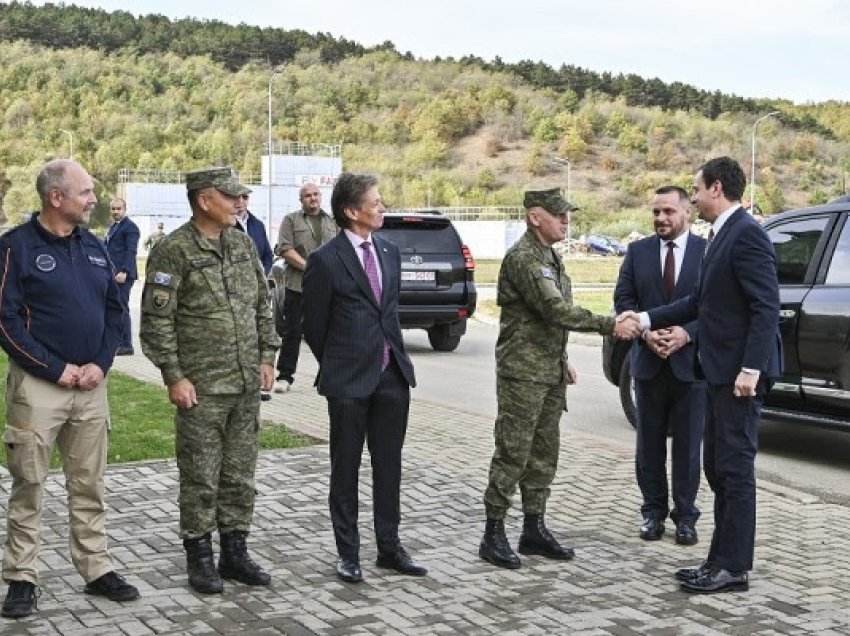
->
[105,197,140,355]
[234,191,274,275]
[614,186,705,546]
[302,173,426,584]
[621,156,781,594]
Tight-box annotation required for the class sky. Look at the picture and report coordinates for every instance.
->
[24,0,850,104]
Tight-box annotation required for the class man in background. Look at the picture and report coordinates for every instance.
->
[234,190,274,275]
[274,182,337,392]
[0,159,139,619]
[145,221,167,251]
[614,185,705,546]
[105,197,140,355]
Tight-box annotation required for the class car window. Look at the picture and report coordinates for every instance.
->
[378,224,460,252]
[825,217,850,285]
[766,216,829,285]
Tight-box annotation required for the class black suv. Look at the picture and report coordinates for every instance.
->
[603,198,850,431]
[376,211,477,351]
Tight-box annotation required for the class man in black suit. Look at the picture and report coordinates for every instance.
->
[614,186,705,546]
[105,197,140,355]
[302,173,426,584]
[620,156,781,593]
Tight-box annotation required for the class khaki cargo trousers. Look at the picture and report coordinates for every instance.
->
[2,360,113,584]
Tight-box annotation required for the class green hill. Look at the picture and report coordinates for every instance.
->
[1,3,849,237]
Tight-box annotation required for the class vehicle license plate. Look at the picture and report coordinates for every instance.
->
[401,271,436,281]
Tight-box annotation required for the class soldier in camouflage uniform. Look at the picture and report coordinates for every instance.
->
[479,188,627,569]
[140,167,280,594]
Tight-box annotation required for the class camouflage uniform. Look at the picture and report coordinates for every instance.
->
[140,174,279,539]
[484,190,616,521]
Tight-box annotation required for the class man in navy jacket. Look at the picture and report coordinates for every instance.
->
[614,186,705,546]
[105,197,140,355]
[622,156,782,594]
[234,191,273,275]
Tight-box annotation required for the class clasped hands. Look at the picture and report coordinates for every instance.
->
[613,311,687,358]
[57,363,105,390]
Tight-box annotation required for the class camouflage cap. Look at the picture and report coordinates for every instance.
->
[185,167,251,196]
[523,188,579,214]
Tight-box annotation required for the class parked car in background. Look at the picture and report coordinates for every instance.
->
[603,197,850,431]
[586,234,626,256]
[376,211,477,352]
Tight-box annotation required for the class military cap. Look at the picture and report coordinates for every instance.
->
[185,167,251,196]
[523,188,579,214]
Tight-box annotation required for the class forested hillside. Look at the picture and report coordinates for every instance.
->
[1,2,849,235]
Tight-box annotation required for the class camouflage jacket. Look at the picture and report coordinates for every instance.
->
[496,230,615,384]
[140,220,280,394]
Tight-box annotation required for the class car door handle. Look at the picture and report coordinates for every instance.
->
[779,309,796,319]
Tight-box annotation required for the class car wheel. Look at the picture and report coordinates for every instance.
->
[618,355,637,429]
[427,325,461,352]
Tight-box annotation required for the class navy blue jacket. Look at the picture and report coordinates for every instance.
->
[0,215,124,382]
[237,211,274,275]
[648,208,782,384]
[615,232,705,382]
[302,232,416,398]
[105,215,140,280]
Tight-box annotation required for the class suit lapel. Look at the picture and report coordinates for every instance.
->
[703,207,744,266]
[675,232,701,296]
[373,236,392,310]
[650,235,668,298]
[333,233,380,309]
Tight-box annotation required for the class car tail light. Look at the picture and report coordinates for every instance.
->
[462,245,475,270]
[457,308,469,318]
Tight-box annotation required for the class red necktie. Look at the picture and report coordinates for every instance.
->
[361,242,390,370]
[663,241,676,297]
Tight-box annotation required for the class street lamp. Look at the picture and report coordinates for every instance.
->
[267,66,284,242]
[59,129,74,159]
[551,157,573,252]
[750,111,780,214]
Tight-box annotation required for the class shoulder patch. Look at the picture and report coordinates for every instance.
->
[151,288,171,310]
[539,266,555,279]
[153,272,173,286]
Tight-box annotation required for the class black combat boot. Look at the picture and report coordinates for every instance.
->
[218,531,271,586]
[479,518,521,569]
[518,514,575,560]
[183,534,224,594]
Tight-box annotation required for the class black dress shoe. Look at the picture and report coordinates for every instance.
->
[675,559,714,582]
[675,520,698,546]
[336,558,363,583]
[1,581,38,619]
[375,547,428,576]
[639,517,665,541]
[115,346,134,356]
[680,568,749,594]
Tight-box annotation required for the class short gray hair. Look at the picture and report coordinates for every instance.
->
[35,159,74,205]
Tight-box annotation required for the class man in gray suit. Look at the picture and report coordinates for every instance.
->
[302,173,426,584]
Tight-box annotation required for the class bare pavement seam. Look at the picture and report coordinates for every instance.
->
[0,347,848,634]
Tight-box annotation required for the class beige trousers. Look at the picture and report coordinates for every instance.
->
[2,361,113,584]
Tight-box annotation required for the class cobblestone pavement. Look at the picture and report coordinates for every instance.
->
[1,348,850,635]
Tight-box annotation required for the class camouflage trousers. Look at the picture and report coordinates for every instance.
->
[175,392,260,539]
[484,377,566,520]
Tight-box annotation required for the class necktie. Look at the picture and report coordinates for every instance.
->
[360,241,390,370]
[705,228,715,254]
[663,241,676,297]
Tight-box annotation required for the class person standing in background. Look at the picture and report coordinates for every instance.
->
[105,197,140,355]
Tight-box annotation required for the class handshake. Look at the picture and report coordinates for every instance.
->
[614,311,688,359]
[613,310,642,340]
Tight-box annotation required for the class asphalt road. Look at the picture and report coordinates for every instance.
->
[402,319,850,505]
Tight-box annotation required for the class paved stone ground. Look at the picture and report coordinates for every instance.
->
[2,348,850,634]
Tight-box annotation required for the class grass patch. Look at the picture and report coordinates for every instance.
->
[475,257,623,285]
[478,289,615,320]
[0,352,316,469]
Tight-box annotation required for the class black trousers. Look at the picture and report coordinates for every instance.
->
[276,289,303,382]
[118,279,135,348]
[326,360,410,560]
[704,377,769,572]
[634,364,705,523]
